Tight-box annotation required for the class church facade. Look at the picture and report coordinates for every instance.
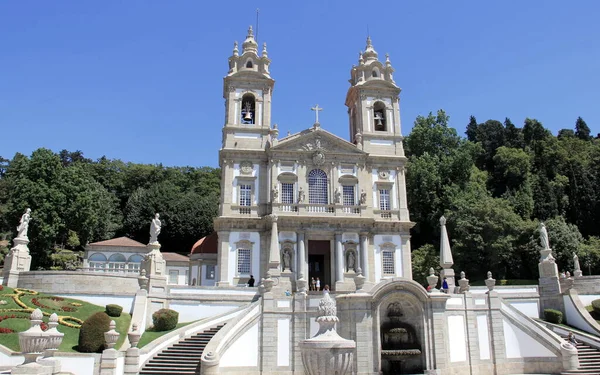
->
[213,27,413,292]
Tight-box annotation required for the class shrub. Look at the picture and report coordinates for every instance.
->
[152,309,179,331]
[544,309,563,324]
[78,312,111,353]
[591,299,600,314]
[105,304,123,317]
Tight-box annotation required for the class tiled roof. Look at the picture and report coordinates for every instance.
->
[191,232,218,255]
[162,252,190,262]
[88,236,146,248]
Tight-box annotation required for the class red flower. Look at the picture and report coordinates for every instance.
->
[40,322,48,331]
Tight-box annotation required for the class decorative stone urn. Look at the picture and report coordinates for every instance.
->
[458,271,470,293]
[299,293,356,375]
[354,273,366,291]
[485,271,496,292]
[45,313,64,351]
[128,323,141,348]
[426,268,438,292]
[18,308,49,364]
[104,320,120,349]
[138,269,149,289]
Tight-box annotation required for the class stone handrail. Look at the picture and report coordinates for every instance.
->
[563,289,600,336]
[200,301,261,374]
[538,320,600,350]
[500,301,563,355]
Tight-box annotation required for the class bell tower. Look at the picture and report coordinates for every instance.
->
[345,37,404,156]
[222,26,275,150]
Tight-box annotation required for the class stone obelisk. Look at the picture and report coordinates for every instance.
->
[439,216,456,293]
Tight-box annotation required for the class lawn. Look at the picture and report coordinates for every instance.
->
[0,285,131,352]
[585,305,600,324]
[137,322,194,348]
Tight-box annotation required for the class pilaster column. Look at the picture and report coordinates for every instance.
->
[216,231,230,287]
[360,233,369,280]
[297,231,306,279]
[335,233,343,282]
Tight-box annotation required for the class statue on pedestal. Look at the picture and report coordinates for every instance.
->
[149,213,161,244]
[298,187,305,203]
[539,222,550,250]
[16,208,32,239]
[347,251,355,272]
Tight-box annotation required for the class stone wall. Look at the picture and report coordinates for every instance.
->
[16,271,139,295]
[572,276,600,294]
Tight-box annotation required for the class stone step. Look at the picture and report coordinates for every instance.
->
[139,324,225,375]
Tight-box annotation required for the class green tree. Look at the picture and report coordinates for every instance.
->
[465,115,478,142]
[411,244,439,285]
[575,116,591,141]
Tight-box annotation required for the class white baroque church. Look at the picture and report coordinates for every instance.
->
[213,26,412,292]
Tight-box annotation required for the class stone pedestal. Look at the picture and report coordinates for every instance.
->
[440,268,455,293]
[142,243,167,293]
[124,348,141,375]
[539,249,559,278]
[2,237,32,287]
[99,348,119,375]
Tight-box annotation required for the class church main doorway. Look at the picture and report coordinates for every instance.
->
[308,240,331,291]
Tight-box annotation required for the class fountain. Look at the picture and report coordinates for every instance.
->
[380,302,422,374]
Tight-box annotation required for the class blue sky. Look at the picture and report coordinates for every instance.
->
[1,1,598,168]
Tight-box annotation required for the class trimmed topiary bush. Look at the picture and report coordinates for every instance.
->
[78,312,111,353]
[591,299,600,314]
[544,309,563,324]
[152,309,179,331]
[105,304,123,317]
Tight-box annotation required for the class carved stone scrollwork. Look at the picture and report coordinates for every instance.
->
[240,161,253,174]
[312,150,325,166]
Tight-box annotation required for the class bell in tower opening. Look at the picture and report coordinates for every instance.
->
[241,93,256,125]
[373,101,387,131]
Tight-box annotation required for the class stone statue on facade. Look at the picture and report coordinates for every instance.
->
[298,187,305,203]
[272,185,279,201]
[282,249,291,271]
[360,189,367,205]
[16,208,32,239]
[347,251,355,271]
[334,188,341,204]
[149,213,161,244]
[539,222,550,250]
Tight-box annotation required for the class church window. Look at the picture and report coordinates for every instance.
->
[239,184,252,207]
[372,69,379,78]
[308,169,328,205]
[246,60,253,68]
[206,264,216,280]
[373,101,387,131]
[281,182,294,204]
[241,94,256,125]
[379,189,390,211]
[382,250,395,275]
[169,270,179,284]
[342,185,355,206]
[237,248,251,275]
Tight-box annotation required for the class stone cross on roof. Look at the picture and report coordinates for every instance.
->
[311,104,323,124]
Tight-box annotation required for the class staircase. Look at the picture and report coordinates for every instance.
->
[561,336,600,375]
[139,324,224,375]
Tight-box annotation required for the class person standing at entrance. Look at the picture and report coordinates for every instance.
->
[248,275,255,287]
[310,277,316,291]
[315,277,321,291]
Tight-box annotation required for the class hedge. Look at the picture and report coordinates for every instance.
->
[591,299,600,314]
[544,309,563,324]
[78,312,111,353]
[152,309,179,331]
[105,304,123,317]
